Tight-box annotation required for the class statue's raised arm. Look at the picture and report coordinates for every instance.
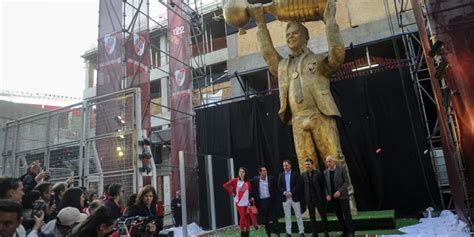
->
[248,3,283,77]
[322,0,345,77]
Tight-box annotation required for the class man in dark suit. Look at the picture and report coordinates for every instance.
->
[251,166,279,237]
[301,158,329,237]
[278,160,305,237]
[324,155,355,237]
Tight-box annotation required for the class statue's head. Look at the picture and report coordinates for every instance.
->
[286,22,309,51]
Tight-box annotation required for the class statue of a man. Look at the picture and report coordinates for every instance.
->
[249,0,357,212]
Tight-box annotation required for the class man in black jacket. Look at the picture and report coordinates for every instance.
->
[301,158,329,237]
[250,166,279,237]
[278,160,304,237]
[171,190,182,227]
[104,183,123,219]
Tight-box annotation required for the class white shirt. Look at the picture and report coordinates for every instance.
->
[259,177,270,199]
[234,179,249,206]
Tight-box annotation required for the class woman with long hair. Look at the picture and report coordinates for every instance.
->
[126,185,162,237]
[223,167,252,237]
[71,205,116,237]
[57,187,85,212]
[123,193,137,216]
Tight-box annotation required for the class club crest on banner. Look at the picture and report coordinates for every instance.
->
[174,68,186,87]
[133,33,146,56]
[103,33,117,55]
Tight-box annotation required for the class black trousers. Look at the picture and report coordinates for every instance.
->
[330,198,354,234]
[257,198,279,236]
[173,213,182,227]
[307,200,328,237]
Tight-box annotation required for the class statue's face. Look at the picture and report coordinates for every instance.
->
[286,24,307,51]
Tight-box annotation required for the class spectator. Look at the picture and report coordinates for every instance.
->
[21,190,42,231]
[79,187,90,209]
[57,188,85,213]
[88,193,98,202]
[0,199,24,237]
[41,207,87,237]
[100,184,111,201]
[52,182,68,205]
[20,162,49,193]
[171,190,182,227]
[104,184,123,219]
[0,199,43,237]
[0,177,24,203]
[22,190,42,219]
[126,185,162,237]
[123,193,137,217]
[34,182,56,221]
[86,200,103,216]
[71,206,117,237]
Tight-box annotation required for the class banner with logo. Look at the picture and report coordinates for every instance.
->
[96,0,123,172]
[167,0,196,207]
[125,2,151,132]
[97,0,122,96]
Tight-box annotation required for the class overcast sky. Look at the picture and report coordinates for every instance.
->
[1,0,99,98]
[0,0,212,100]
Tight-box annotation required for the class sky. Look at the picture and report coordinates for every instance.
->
[0,0,212,101]
[1,0,99,99]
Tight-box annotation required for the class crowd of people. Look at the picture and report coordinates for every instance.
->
[224,156,355,237]
[0,161,164,237]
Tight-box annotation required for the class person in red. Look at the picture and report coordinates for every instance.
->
[223,167,253,237]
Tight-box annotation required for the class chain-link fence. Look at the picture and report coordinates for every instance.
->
[0,88,146,196]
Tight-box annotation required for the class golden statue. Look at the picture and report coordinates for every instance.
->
[226,0,357,212]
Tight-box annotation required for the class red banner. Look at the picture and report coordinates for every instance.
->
[97,0,122,96]
[96,0,124,172]
[167,0,196,214]
[126,29,151,132]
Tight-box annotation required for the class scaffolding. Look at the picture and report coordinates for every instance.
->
[393,0,469,220]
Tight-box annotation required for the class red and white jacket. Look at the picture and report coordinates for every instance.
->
[223,178,252,207]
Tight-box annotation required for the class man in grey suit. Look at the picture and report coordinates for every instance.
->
[301,158,329,237]
[324,155,355,237]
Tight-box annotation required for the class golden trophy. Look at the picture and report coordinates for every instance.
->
[224,0,328,33]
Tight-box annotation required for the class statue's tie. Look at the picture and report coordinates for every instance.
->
[291,58,304,104]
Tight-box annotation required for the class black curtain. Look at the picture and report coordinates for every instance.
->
[196,68,440,228]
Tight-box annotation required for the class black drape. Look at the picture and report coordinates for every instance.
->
[196,68,440,228]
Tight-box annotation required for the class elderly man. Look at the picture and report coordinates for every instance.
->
[249,0,356,212]
[324,155,354,237]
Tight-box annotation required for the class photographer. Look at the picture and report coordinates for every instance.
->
[125,185,162,237]
[20,162,50,194]
[21,190,43,231]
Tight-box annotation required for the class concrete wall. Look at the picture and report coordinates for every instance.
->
[226,0,416,97]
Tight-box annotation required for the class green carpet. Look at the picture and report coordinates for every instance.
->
[207,210,419,236]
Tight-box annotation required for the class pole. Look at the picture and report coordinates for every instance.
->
[179,151,187,236]
[227,158,238,225]
[205,155,217,230]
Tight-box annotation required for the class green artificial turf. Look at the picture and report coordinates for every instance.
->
[206,215,419,236]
